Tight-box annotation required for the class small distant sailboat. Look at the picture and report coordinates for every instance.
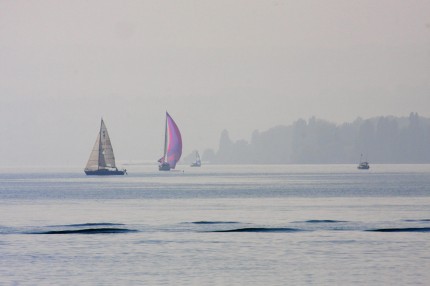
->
[190,151,201,167]
[84,119,126,175]
[158,112,182,171]
[357,154,370,170]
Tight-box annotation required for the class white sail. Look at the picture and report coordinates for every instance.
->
[85,119,117,170]
[85,133,101,171]
[99,120,116,168]
[196,151,201,163]
[191,151,201,167]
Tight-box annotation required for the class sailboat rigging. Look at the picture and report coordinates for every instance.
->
[84,119,126,175]
[158,112,182,171]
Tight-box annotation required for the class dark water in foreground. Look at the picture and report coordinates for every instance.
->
[0,164,429,285]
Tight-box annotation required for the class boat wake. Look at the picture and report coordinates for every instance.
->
[50,223,125,227]
[299,220,347,223]
[2,218,429,235]
[31,228,138,234]
[190,221,240,225]
[211,227,302,233]
[367,227,430,232]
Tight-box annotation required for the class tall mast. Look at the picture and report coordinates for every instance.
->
[163,112,168,162]
[98,118,103,170]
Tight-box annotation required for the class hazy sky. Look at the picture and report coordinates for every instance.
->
[1,0,429,166]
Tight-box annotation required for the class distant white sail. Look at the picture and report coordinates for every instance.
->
[85,119,117,171]
[196,151,201,164]
[191,151,201,167]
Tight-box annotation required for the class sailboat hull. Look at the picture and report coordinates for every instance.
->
[357,161,370,170]
[85,169,125,176]
[158,162,171,171]
[357,165,370,170]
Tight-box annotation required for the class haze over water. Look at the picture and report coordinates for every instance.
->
[1,0,430,166]
[1,165,430,285]
[1,1,430,285]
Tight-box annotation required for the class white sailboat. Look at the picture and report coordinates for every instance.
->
[190,151,201,167]
[84,119,126,175]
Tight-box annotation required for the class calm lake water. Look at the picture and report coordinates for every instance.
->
[0,164,429,285]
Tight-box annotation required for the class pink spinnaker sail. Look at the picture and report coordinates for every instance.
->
[162,112,182,169]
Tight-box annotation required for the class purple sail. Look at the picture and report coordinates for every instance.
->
[164,112,182,169]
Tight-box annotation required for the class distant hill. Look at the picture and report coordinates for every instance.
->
[198,113,430,164]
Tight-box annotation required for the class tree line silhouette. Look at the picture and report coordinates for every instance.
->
[201,113,430,164]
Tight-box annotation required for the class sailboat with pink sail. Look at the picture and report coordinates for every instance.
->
[158,112,182,171]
